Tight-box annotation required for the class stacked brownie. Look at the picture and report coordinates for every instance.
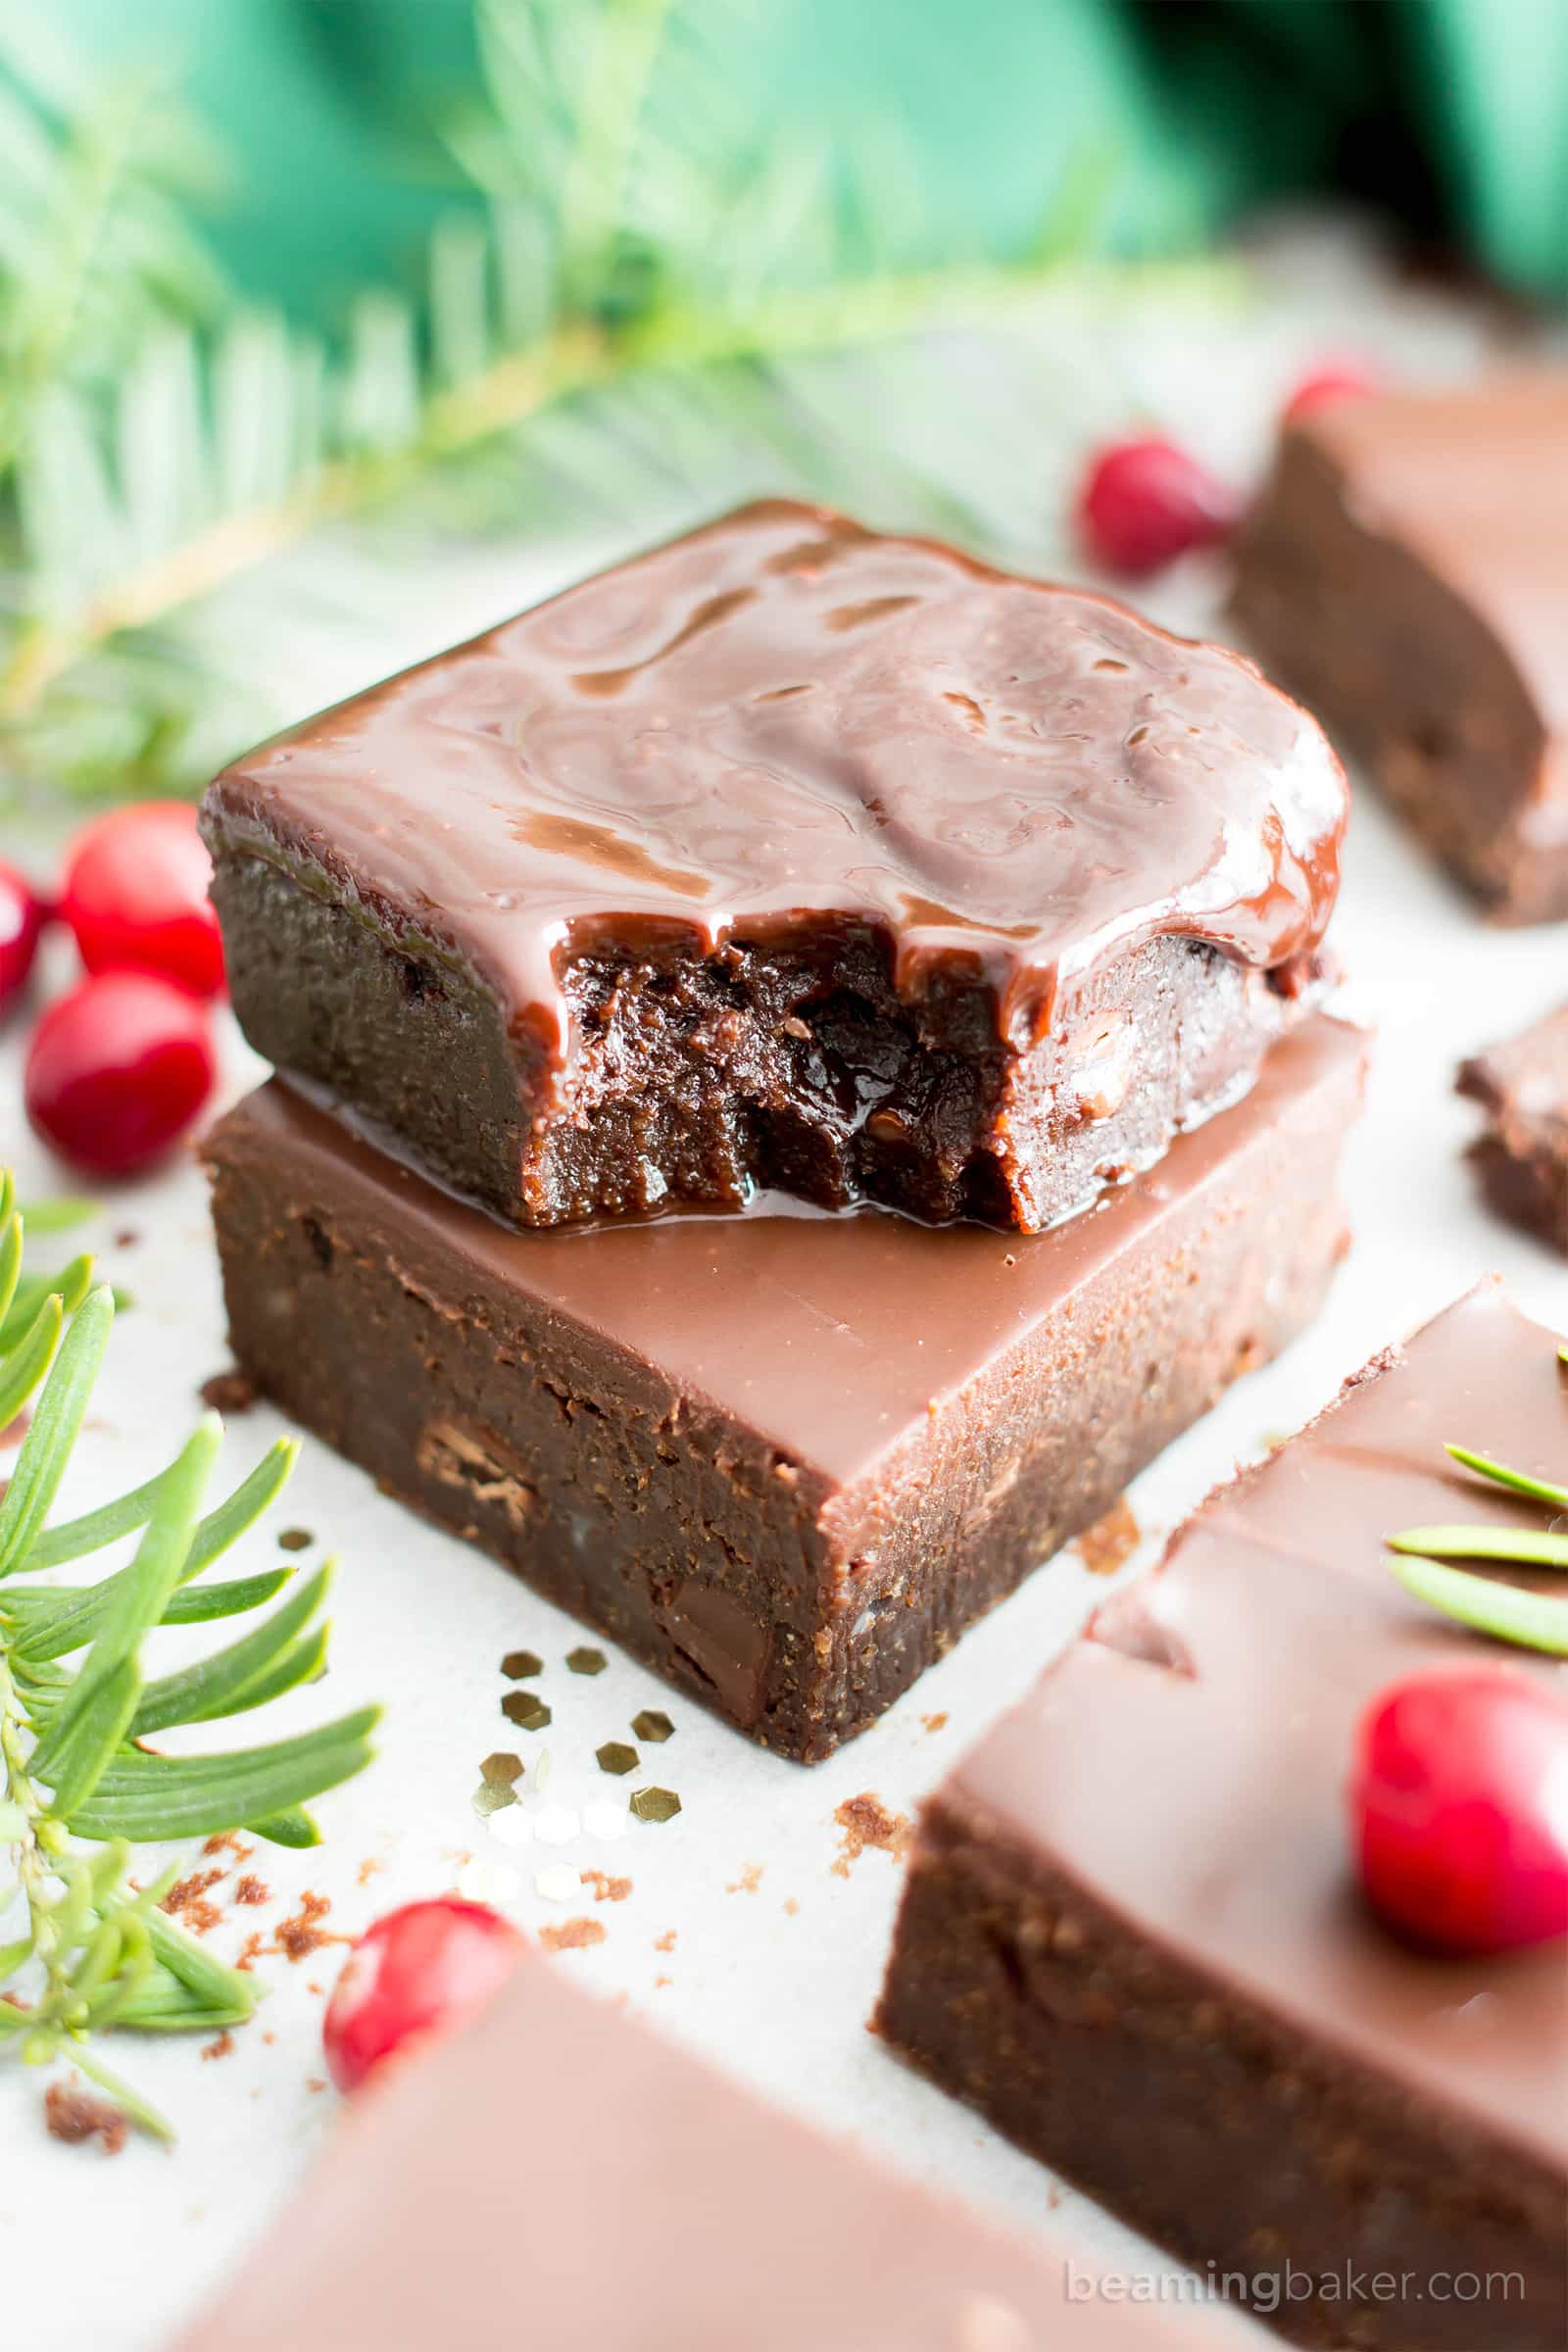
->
[202,498,1360,1756]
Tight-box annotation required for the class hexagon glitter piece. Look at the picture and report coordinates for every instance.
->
[596,1741,638,1777]
[502,1690,551,1732]
[630,1709,673,1743]
[565,1645,607,1676]
[630,1787,682,1824]
[501,1649,543,1680]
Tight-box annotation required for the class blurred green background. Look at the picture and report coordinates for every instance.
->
[3,0,1565,808]
[52,0,1568,312]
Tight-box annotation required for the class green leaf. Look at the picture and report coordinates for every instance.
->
[56,1416,219,1710]
[28,1652,141,1816]
[1389,1523,1568,1571]
[0,1254,94,1353]
[1446,1443,1568,1515]
[5,1566,292,1663]
[131,1564,330,1734]
[0,1283,114,1574]
[65,1703,379,1841]
[246,1807,319,1848]
[14,1196,97,1234]
[1391,1554,1568,1656]
[0,1294,61,1433]
[24,1434,296,1573]
[0,1210,22,1330]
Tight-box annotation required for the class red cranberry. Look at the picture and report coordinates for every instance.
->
[61,800,224,999]
[323,1899,523,2093]
[1283,364,1380,425]
[1351,1669,1568,1955]
[0,861,50,1016]
[24,972,217,1178]
[1075,437,1242,577]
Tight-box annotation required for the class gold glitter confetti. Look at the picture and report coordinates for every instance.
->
[502,1690,551,1732]
[565,1645,607,1676]
[481,1751,523,1786]
[631,1709,673,1742]
[471,1780,516,1820]
[630,1787,681,1823]
[596,1741,638,1777]
[502,1649,543,1680]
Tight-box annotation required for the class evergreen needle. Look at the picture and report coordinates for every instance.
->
[1389,1367,1568,1656]
[0,1172,378,2142]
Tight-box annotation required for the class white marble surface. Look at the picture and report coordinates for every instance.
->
[0,246,1564,2350]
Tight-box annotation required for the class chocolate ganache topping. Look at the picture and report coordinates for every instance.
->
[211,499,1348,1055]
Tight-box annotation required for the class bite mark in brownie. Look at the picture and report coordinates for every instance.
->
[204,1018,1363,1759]
[205,498,1346,1229]
[1233,372,1568,924]
[1457,1002,1568,1253]
[878,1285,1568,2349]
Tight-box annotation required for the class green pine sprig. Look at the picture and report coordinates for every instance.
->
[1388,1400,1568,1655]
[0,0,1217,808]
[0,1176,378,2139]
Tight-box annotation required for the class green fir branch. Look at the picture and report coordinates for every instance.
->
[0,1180,378,2140]
[0,0,1214,808]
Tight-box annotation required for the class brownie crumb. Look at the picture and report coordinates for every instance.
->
[45,2081,126,2154]
[654,1974,672,1989]
[199,1369,257,1415]
[357,1856,384,1887]
[114,1227,140,1250]
[201,2031,234,2063]
[831,1793,912,1878]
[654,1930,677,1953]
[1074,1494,1141,1577]
[202,1832,248,1860]
[306,2077,327,2094]
[921,1711,949,1735]
[539,1916,607,1954]
[162,1868,225,1936]
[783,1897,800,1917]
[276,1526,314,1552]
[579,1869,632,1904]
[275,1889,342,1962]
[234,1875,270,1907]
[725,1862,763,1894]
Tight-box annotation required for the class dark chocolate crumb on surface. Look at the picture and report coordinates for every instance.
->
[45,2081,126,2153]
[539,1916,607,1953]
[831,1793,911,1877]
[199,1369,258,1415]
[276,1526,314,1553]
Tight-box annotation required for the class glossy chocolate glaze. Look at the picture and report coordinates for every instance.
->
[209,499,1346,1055]
[176,1952,1226,2352]
[1300,373,1568,732]
[954,1285,1568,2170]
[225,1015,1361,1489]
